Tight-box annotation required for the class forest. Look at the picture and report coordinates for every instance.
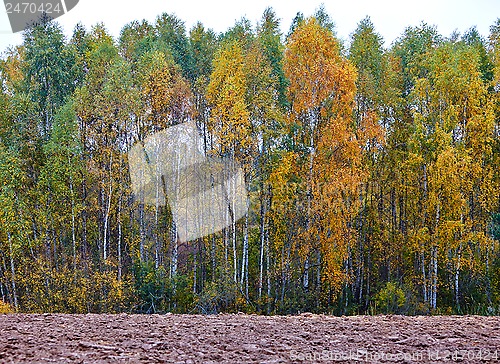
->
[0,7,499,316]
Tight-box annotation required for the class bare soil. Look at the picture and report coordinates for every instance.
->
[0,313,499,363]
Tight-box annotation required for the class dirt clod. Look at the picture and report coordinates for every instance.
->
[0,314,499,363]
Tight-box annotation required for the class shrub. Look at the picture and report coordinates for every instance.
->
[0,300,14,314]
[374,282,406,314]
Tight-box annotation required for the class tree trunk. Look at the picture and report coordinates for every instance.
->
[454,243,461,311]
[486,243,492,305]
[431,244,438,310]
[70,175,77,273]
[103,153,113,262]
[193,240,198,294]
[303,257,310,291]
[431,202,440,310]
[117,193,123,281]
[81,177,88,265]
[154,169,161,270]
[171,222,178,281]
[241,209,249,298]
[421,252,427,303]
[232,222,237,285]
[258,191,266,300]
[266,228,271,314]
[304,111,316,291]
[139,203,145,262]
[1,257,8,303]
[8,232,18,309]
[211,236,216,282]
[0,267,5,303]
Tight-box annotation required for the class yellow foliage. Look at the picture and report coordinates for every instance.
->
[0,300,14,314]
[284,17,362,293]
[207,39,253,164]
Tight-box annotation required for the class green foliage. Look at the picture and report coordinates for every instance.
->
[257,8,288,108]
[462,27,494,82]
[194,277,241,314]
[374,282,406,314]
[189,22,218,82]
[133,261,171,313]
[392,23,442,96]
[155,13,194,80]
[490,213,500,241]
[23,19,77,136]
[132,261,194,313]
[119,20,156,64]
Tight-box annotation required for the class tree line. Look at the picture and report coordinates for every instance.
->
[0,7,499,315]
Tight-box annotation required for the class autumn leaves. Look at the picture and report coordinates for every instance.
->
[0,10,499,314]
[283,19,362,294]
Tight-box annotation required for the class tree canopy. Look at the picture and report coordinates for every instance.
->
[0,9,499,315]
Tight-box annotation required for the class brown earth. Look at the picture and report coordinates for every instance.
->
[0,313,499,363]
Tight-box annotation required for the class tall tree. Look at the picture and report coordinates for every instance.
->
[155,13,194,80]
[348,16,391,309]
[284,17,361,302]
[207,39,251,288]
[23,19,76,137]
[408,38,497,310]
[39,101,82,271]
[119,20,156,65]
